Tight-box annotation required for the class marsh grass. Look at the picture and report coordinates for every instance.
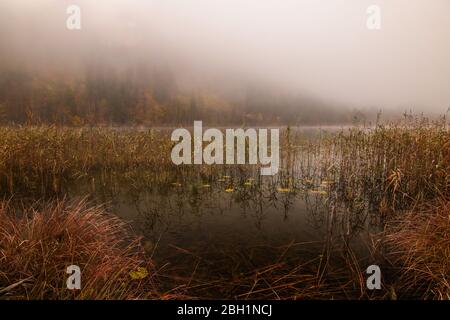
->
[0,118,447,208]
[0,126,259,198]
[384,200,449,299]
[0,200,160,299]
[0,116,448,299]
[289,119,448,212]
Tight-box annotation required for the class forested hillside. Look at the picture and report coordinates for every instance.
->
[0,67,368,126]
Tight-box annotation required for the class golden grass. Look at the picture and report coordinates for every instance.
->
[0,126,236,197]
[385,200,450,300]
[0,200,160,299]
[288,119,449,212]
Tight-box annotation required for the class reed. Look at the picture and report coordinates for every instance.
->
[0,126,242,198]
[289,117,449,213]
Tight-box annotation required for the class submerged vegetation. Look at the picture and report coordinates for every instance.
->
[0,116,448,299]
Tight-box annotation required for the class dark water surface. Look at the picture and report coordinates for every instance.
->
[72,126,380,296]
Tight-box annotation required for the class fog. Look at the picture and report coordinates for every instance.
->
[1,0,450,113]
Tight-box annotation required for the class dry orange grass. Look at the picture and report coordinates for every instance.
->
[0,200,159,299]
[385,200,450,300]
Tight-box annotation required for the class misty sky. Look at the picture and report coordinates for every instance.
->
[1,0,449,112]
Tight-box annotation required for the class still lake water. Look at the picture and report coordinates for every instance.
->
[78,126,380,295]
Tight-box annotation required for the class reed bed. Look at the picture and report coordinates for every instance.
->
[0,126,174,197]
[0,126,251,198]
[0,121,447,205]
[288,118,449,213]
[0,118,448,300]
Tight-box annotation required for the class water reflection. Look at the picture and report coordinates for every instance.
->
[82,173,377,273]
[62,127,383,297]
